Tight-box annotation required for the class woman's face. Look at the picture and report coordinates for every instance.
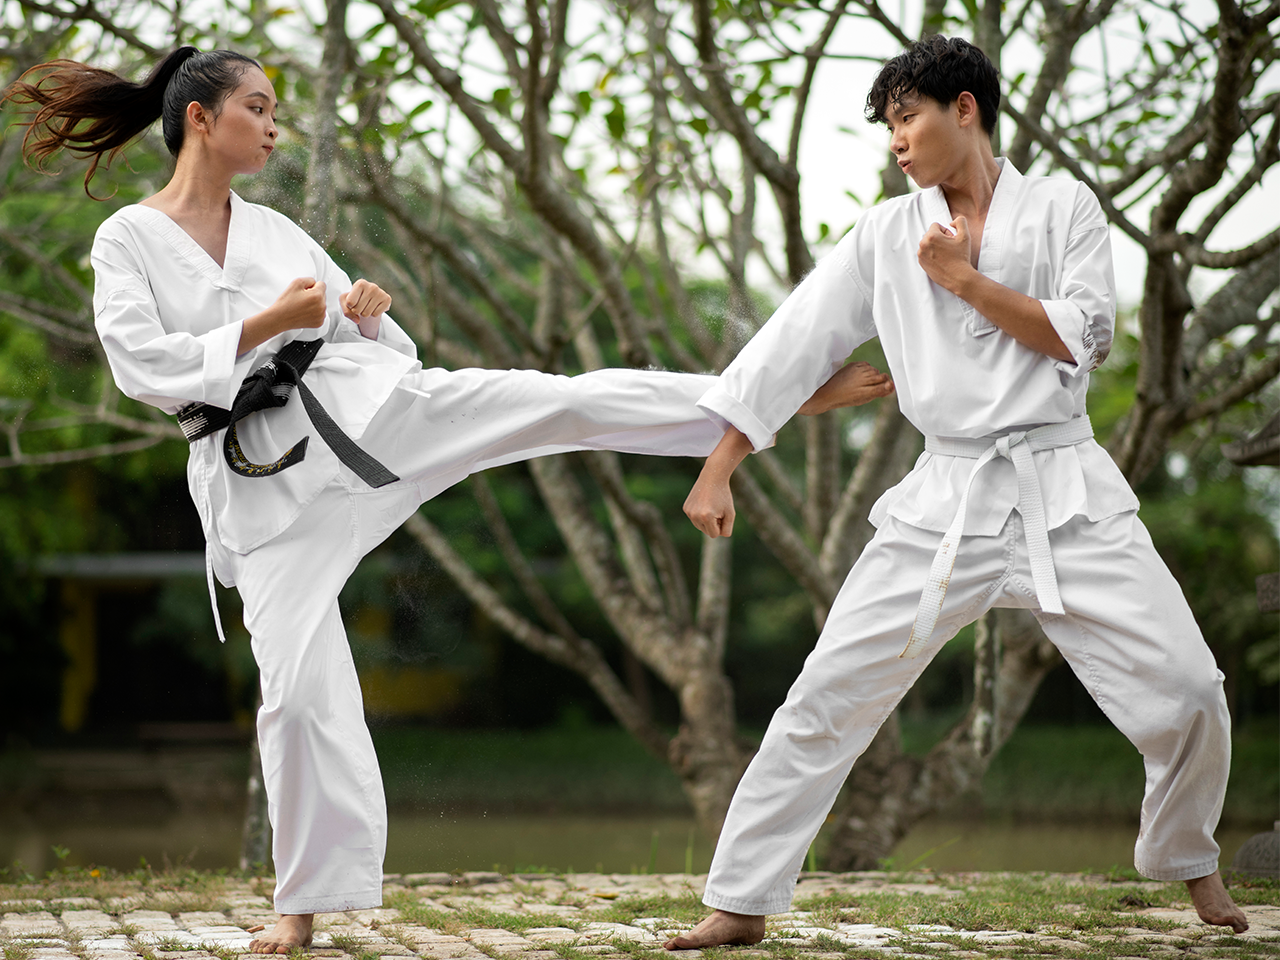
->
[199,66,278,175]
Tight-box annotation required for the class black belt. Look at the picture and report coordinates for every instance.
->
[177,337,399,488]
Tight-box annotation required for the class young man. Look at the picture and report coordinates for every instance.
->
[668,36,1248,948]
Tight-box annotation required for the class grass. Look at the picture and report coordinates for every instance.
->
[323,937,381,960]
[899,716,1277,824]
[0,859,1277,960]
[364,720,1277,825]
[370,727,690,814]
[384,890,569,936]
[584,894,709,926]
[804,871,1280,919]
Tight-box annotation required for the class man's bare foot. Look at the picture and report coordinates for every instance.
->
[248,914,314,954]
[664,910,766,950]
[1186,871,1248,933]
[798,361,894,416]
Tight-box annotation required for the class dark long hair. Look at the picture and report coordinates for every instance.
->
[4,46,261,195]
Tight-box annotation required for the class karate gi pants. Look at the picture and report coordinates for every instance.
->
[703,510,1230,916]
[220,366,722,915]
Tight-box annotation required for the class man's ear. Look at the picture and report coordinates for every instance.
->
[955,91,980,127]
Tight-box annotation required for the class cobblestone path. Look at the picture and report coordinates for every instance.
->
[2,872,1277,960]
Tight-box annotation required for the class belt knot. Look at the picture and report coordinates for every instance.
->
[901,416,1094,659]
[994,431,1025,459]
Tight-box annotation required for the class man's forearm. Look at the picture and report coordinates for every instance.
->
[951,270,1073,363]
[684,426,754,538]
[702,426,754,483]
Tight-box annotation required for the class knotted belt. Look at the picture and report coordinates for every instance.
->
[179,337,401,647]
[900,415,1095,659]
[177,337,399,488]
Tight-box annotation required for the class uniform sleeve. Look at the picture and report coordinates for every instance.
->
[697,223,877,451]
[92,226,254,413]
[313,244,419,361]
[1040,184,1115,377]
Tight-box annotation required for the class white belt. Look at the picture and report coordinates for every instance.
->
[901,416,1094,658]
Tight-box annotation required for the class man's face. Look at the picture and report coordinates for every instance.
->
[883,93,964,188]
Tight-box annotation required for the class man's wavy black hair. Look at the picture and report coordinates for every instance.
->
[865,36,999,136]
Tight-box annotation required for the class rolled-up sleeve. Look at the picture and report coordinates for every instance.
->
[92,232,253,413]
[697,225,877,451]
[1040,185,1115,377]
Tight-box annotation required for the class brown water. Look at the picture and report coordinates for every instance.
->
[0,810,1260,878]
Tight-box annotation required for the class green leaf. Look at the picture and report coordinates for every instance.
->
[605,98,627,140]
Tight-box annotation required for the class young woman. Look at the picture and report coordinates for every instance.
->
[7,47,893,953]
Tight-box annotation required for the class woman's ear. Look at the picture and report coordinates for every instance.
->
[185,99,211,136]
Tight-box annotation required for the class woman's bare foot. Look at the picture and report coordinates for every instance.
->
[664,910,766,949]
[1185,871,1248,933]
[248,914,315,954]
[797,361,894,415]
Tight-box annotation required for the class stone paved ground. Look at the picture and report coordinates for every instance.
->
[2,872,1278,960]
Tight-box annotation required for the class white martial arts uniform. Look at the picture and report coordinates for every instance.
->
[695,159,1230,914]
[92,193,724,914]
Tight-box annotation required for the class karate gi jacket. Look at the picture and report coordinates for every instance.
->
[697,159,1139,537]
[92,192,422,571]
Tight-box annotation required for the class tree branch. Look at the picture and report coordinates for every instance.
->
[732,462,838,618]
[1184,351,1280,422]
[403,511,671,759]
[1002,100,1151,247]
[786,0,852,167]
[1182,225,1280,269]
[16,0,161,58]
[0,433,164,468]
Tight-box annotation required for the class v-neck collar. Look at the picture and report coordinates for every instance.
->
[130,191,253,291]
[923,157,1020,280]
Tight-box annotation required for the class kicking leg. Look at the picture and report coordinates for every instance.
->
[363,367,724,492]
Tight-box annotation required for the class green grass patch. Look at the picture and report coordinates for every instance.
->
[897,718,1277,824]
[367,720,1276,826]
[382,891,555,936]
[371,727,688,814]
[795,874,1195,935]
[380,891,458,930]
[585,893,709,926]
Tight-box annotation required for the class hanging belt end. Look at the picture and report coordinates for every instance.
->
[899,630,928,659]
[1039,597,1066,617]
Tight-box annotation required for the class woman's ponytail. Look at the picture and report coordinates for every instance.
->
[4,46,259,196]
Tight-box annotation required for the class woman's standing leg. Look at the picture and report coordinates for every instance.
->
[227,478,422,950]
